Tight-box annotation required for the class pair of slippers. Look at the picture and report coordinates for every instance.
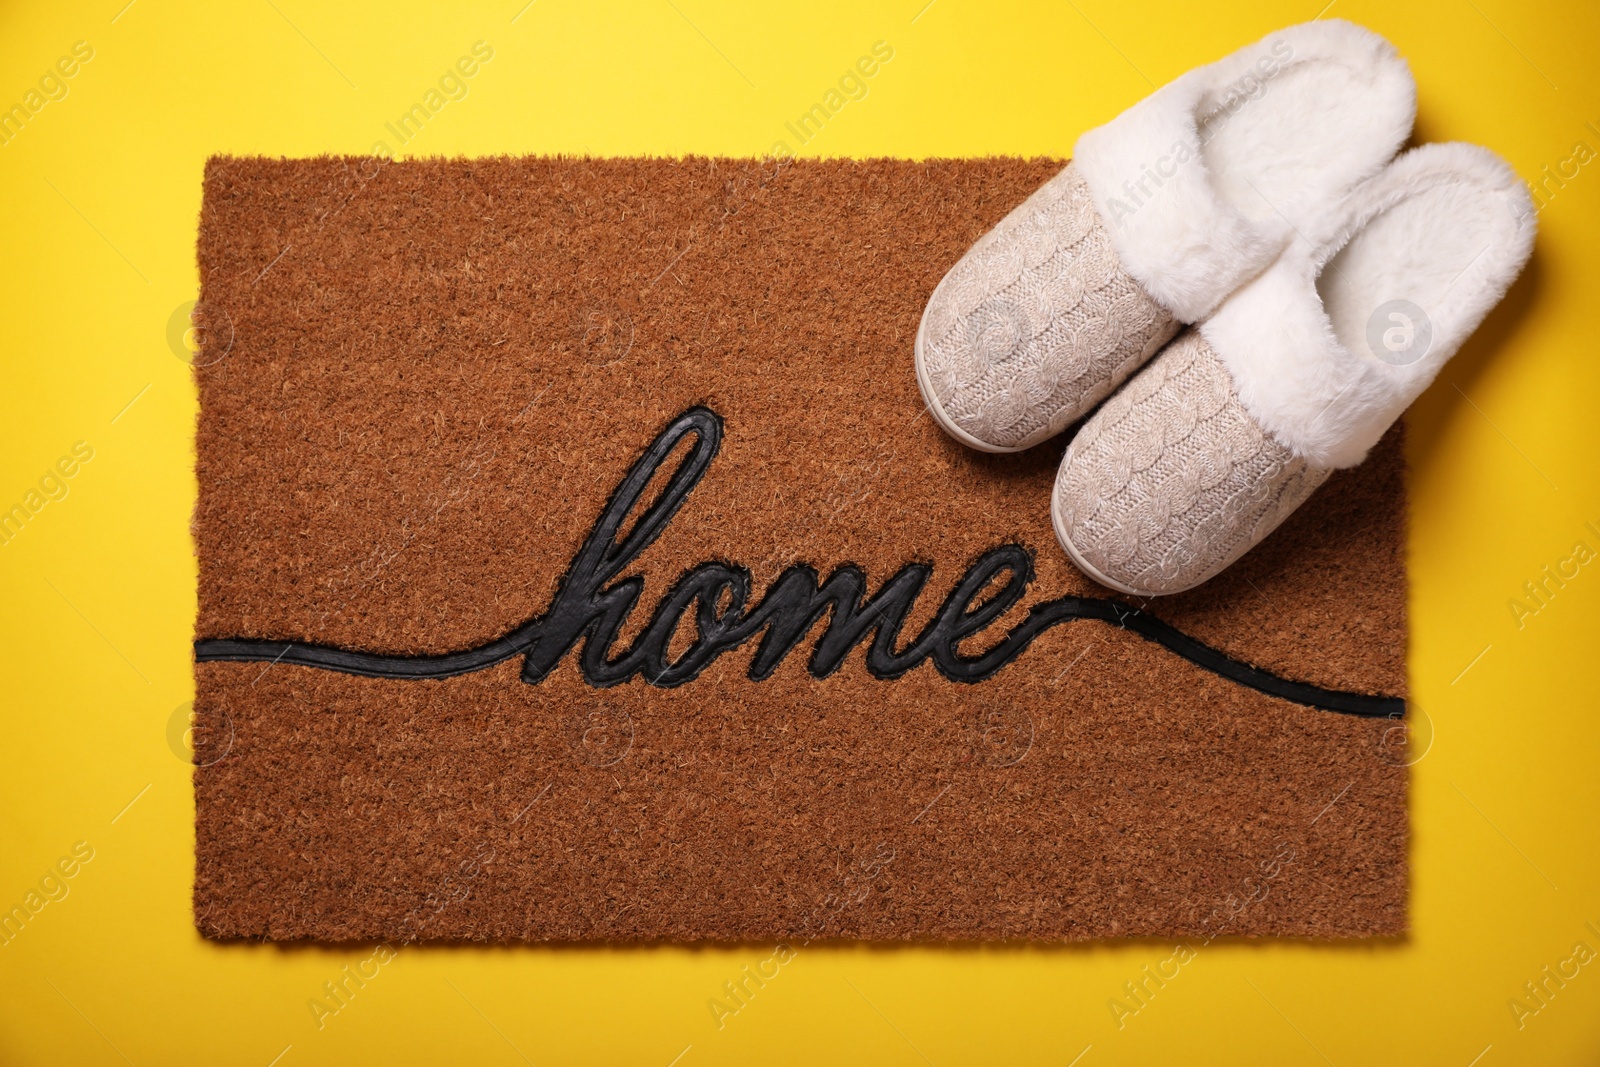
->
[914,19,1534,596]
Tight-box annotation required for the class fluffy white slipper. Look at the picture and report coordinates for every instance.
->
[1054,143,1535,596]
[915,19,1415,453]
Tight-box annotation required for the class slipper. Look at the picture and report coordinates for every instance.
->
[1053,142,1536,596]
[914,19,1416,452]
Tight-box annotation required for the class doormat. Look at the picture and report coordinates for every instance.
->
[191,156,1408,942]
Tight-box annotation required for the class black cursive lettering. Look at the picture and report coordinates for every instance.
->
[195,407,1403,718]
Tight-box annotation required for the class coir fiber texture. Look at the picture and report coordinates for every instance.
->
[192,156,1409,941]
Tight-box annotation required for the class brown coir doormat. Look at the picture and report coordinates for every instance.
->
[191,156,1409,942]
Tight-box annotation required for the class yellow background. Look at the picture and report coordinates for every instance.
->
[2,0,1597,1063]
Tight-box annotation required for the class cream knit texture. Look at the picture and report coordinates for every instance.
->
[919,164,1179,451]
[1054,331,1329,595]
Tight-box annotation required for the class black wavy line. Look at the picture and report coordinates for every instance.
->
[194,407,1404,719]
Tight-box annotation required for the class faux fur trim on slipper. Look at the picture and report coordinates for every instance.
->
[1202,142,1536,468]
[1073,19,1416,324]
